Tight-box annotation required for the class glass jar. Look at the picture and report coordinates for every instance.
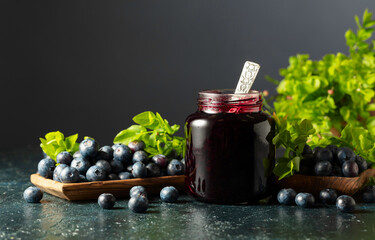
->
[184,89,275,204]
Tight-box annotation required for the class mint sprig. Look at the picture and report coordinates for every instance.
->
[267,9,375,147]
[113,111,185,157]
[39,131,79,161]
[272,113,316,180]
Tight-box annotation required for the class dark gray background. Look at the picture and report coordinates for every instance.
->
[0,0,374,149]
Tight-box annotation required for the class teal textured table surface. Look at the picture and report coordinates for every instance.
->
[1,147,375,240]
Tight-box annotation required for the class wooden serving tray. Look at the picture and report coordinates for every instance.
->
[276,168,375,197]
[30,174,186,201]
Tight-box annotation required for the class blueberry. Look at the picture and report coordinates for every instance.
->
[326,145,338,156]
[355,155,368,174]
[112,143,123,151]
[79,138,99,158]
[56,151,73,165]
[96,146,114,161]
[336,195,356,213]
[128,141,146,152]
[97,193,116,209]
[337,147,355,165]
[38,158,56,179]
[70,157,91,175]
[109,160,124,173]
[53,164,68,182]
[73,151,82,159]
[319,189,337,204]
[128,195,149,213]
[130,186,147,198]
[160,168,168,176]
[299,154,314,175]
[107,173,120,180]
[295,193,315,208]
[160,186,179,203]
[126,165,133,172]
[132,150,149,164]
[151,154,168,168]
[313,148,333,163]
[78,174,87,182]
[331,165,343,177]
[302,144,313,155]
[86,166,107,182]
[277,188,297,205]
[23,186,43,203]
[132,162,147,178]
[363,186,375,203]
[95,160,112,174]
[113,145,132,164]
[313,146,323,154]
[314,161,332,176]
[146,163,161,177]
[167,159,185,176]
[118,172,133,180]
[342,161,359,177]
[60,167,80,183]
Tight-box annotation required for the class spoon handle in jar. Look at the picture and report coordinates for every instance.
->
[235,61,260,94]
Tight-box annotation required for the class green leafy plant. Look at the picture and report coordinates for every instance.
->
[40,131,79,161]
[272,113,316,179]
[267,9,375,146]
[113,111,185,157]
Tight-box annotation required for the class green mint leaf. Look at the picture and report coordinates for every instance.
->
[113,125,147,145]
[133,111,156,127]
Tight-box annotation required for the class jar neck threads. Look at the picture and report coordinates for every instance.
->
[198,89,263,114]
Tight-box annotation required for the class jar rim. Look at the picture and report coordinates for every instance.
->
[199,89,261,98]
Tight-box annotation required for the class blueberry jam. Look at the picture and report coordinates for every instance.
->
[185,89,275,204]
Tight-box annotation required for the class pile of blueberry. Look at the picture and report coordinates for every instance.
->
[37,138,185,183]
[98,185,179,212]
[299,145,370,177]
[23,184,179,214]
[277,186,375,213]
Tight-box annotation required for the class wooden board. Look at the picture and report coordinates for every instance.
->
[31,174,186,201]
[276,168,375,197]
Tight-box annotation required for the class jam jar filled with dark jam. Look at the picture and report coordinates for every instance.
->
[185,89,275,204]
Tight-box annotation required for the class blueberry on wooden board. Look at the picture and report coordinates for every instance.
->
[167,159,185,176]
[86,166,107,182]
[96,146,114,161]
[146,163,161,177]
[132,150,149,164]
[109,160,124,174]
[128,141,146,153]
[113,145,132,164]
[38,158,56,179]
[95,160,112,174]
[342,161,359,177]
[151,154,168,168]
[79,138,99,158]
[53,164,68,182]
[314,161,332,176]
[118,172,133,180]
[56,151,73,165]
[132,162,147,178]
[337,147,355,165]
[60,167,80,183]
[70,157,91,175]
